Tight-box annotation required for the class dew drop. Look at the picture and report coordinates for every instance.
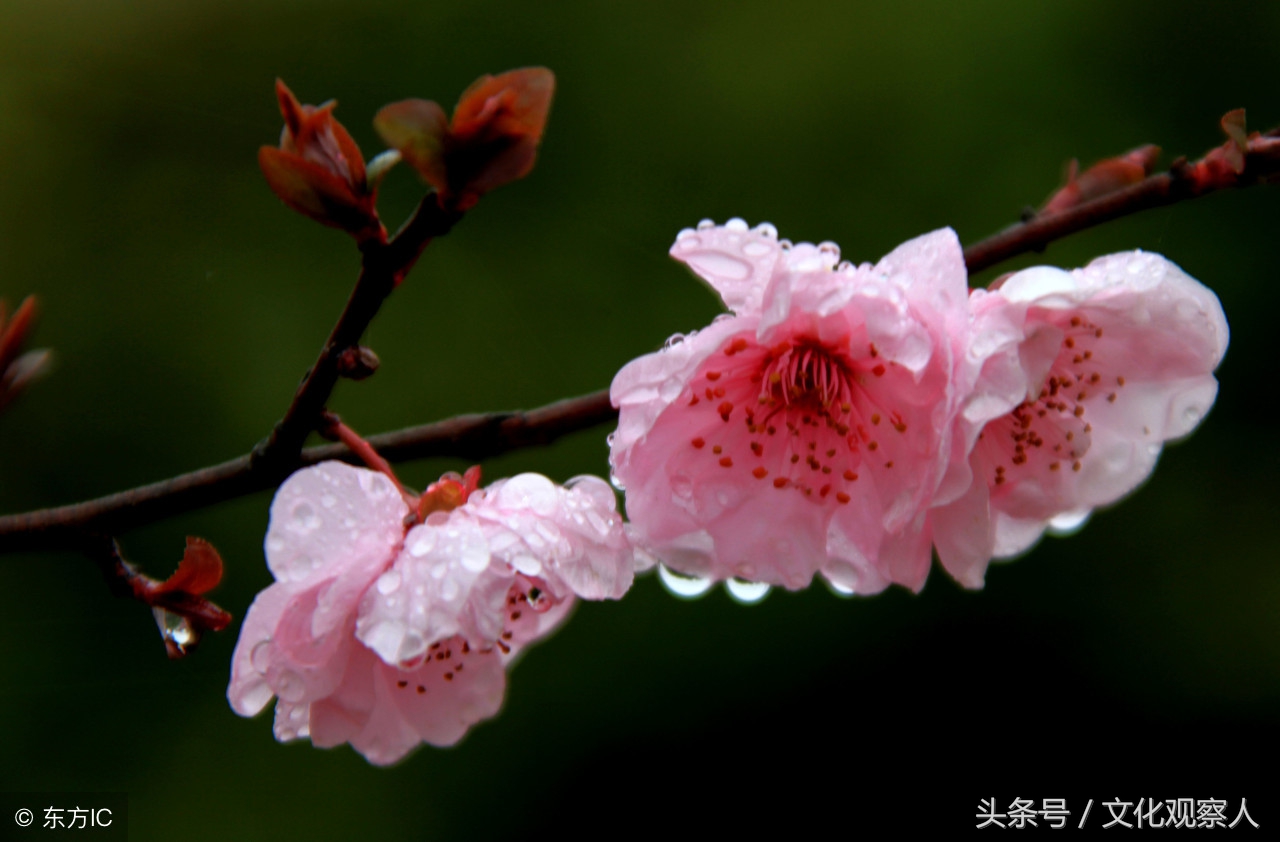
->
[151,607,196,656]
[725,578,771,605]
[376,570,402,595]
[291,501,321,532]
[512,554,543,576]
[753,222,778,239]
[697,218,716,230]
[658,564,714,599]
[671,475,694,501]
[687,252,752,282]
[824,577,856,598]
[410,531,437,557]
[610,473,626,492]
[250,640,273,674]
[276,670,306,703]
[458,532,490,573]
[725,217,748,231]
[320,494,337,509]
[1047,509,1091,536]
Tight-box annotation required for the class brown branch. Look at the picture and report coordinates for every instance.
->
[0,390,615,553]
[966,123,1279,273]
[251,195,464,471]
[2,126,1276,557]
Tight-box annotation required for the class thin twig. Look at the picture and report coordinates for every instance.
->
[251,195,463,471]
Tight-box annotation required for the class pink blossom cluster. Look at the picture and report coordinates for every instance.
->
[610,219,1228,594]
[228,461,634,765]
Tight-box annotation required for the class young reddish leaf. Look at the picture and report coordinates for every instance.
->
[107,537,233,658]
[1042,145,1160,215]
[0,295,38,376]
[155,536,225,596]
[260,79,383,243]
[448,67,555,207]
[1219,108,1248,174]
[373,99,450,196]
[1186,108,1252,190]
[259,147,381,236]
[0,295,51,415]
[375,67,555,210]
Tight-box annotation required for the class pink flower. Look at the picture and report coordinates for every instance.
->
[609,219,973,593]
[228,461,634,765]
[931,251,1229,587]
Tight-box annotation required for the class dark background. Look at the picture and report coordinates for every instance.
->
[1,1,1276,837]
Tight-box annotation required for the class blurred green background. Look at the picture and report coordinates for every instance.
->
[1,0,1277,837]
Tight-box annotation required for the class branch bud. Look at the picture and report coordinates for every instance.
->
[259,80,385,243]
[336,345,381,380]
[375,67,555,211]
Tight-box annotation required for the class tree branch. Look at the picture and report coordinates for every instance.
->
[966,124,1279,272]
[0,391,615,553]
[2,130,1275,556]
[251,195,464,471]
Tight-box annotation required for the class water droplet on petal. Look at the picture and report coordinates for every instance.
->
[291,501,321,533]
[610,473,626,492]
[658,564,714,599]
[725,217,748,231]
[457,532,490,573]
[824,577,855,598]
[697,218,716,230]
[376,570,402,595]
[687,252,752,282]
[512,553,543,576]
[276,670,306,703]
[251,640,273,674]
[671,475,694,501]
[664,332,686,348]
[725,578,770,604]
[410,531,437,557]
[753,222,778,239]
[1047,509,1091,536]
[320,494,337,508]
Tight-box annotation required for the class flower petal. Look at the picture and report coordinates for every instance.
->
[668,219,784,315]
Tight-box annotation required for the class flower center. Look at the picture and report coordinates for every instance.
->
[683,332,908,503]
[982,312,1128,486]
